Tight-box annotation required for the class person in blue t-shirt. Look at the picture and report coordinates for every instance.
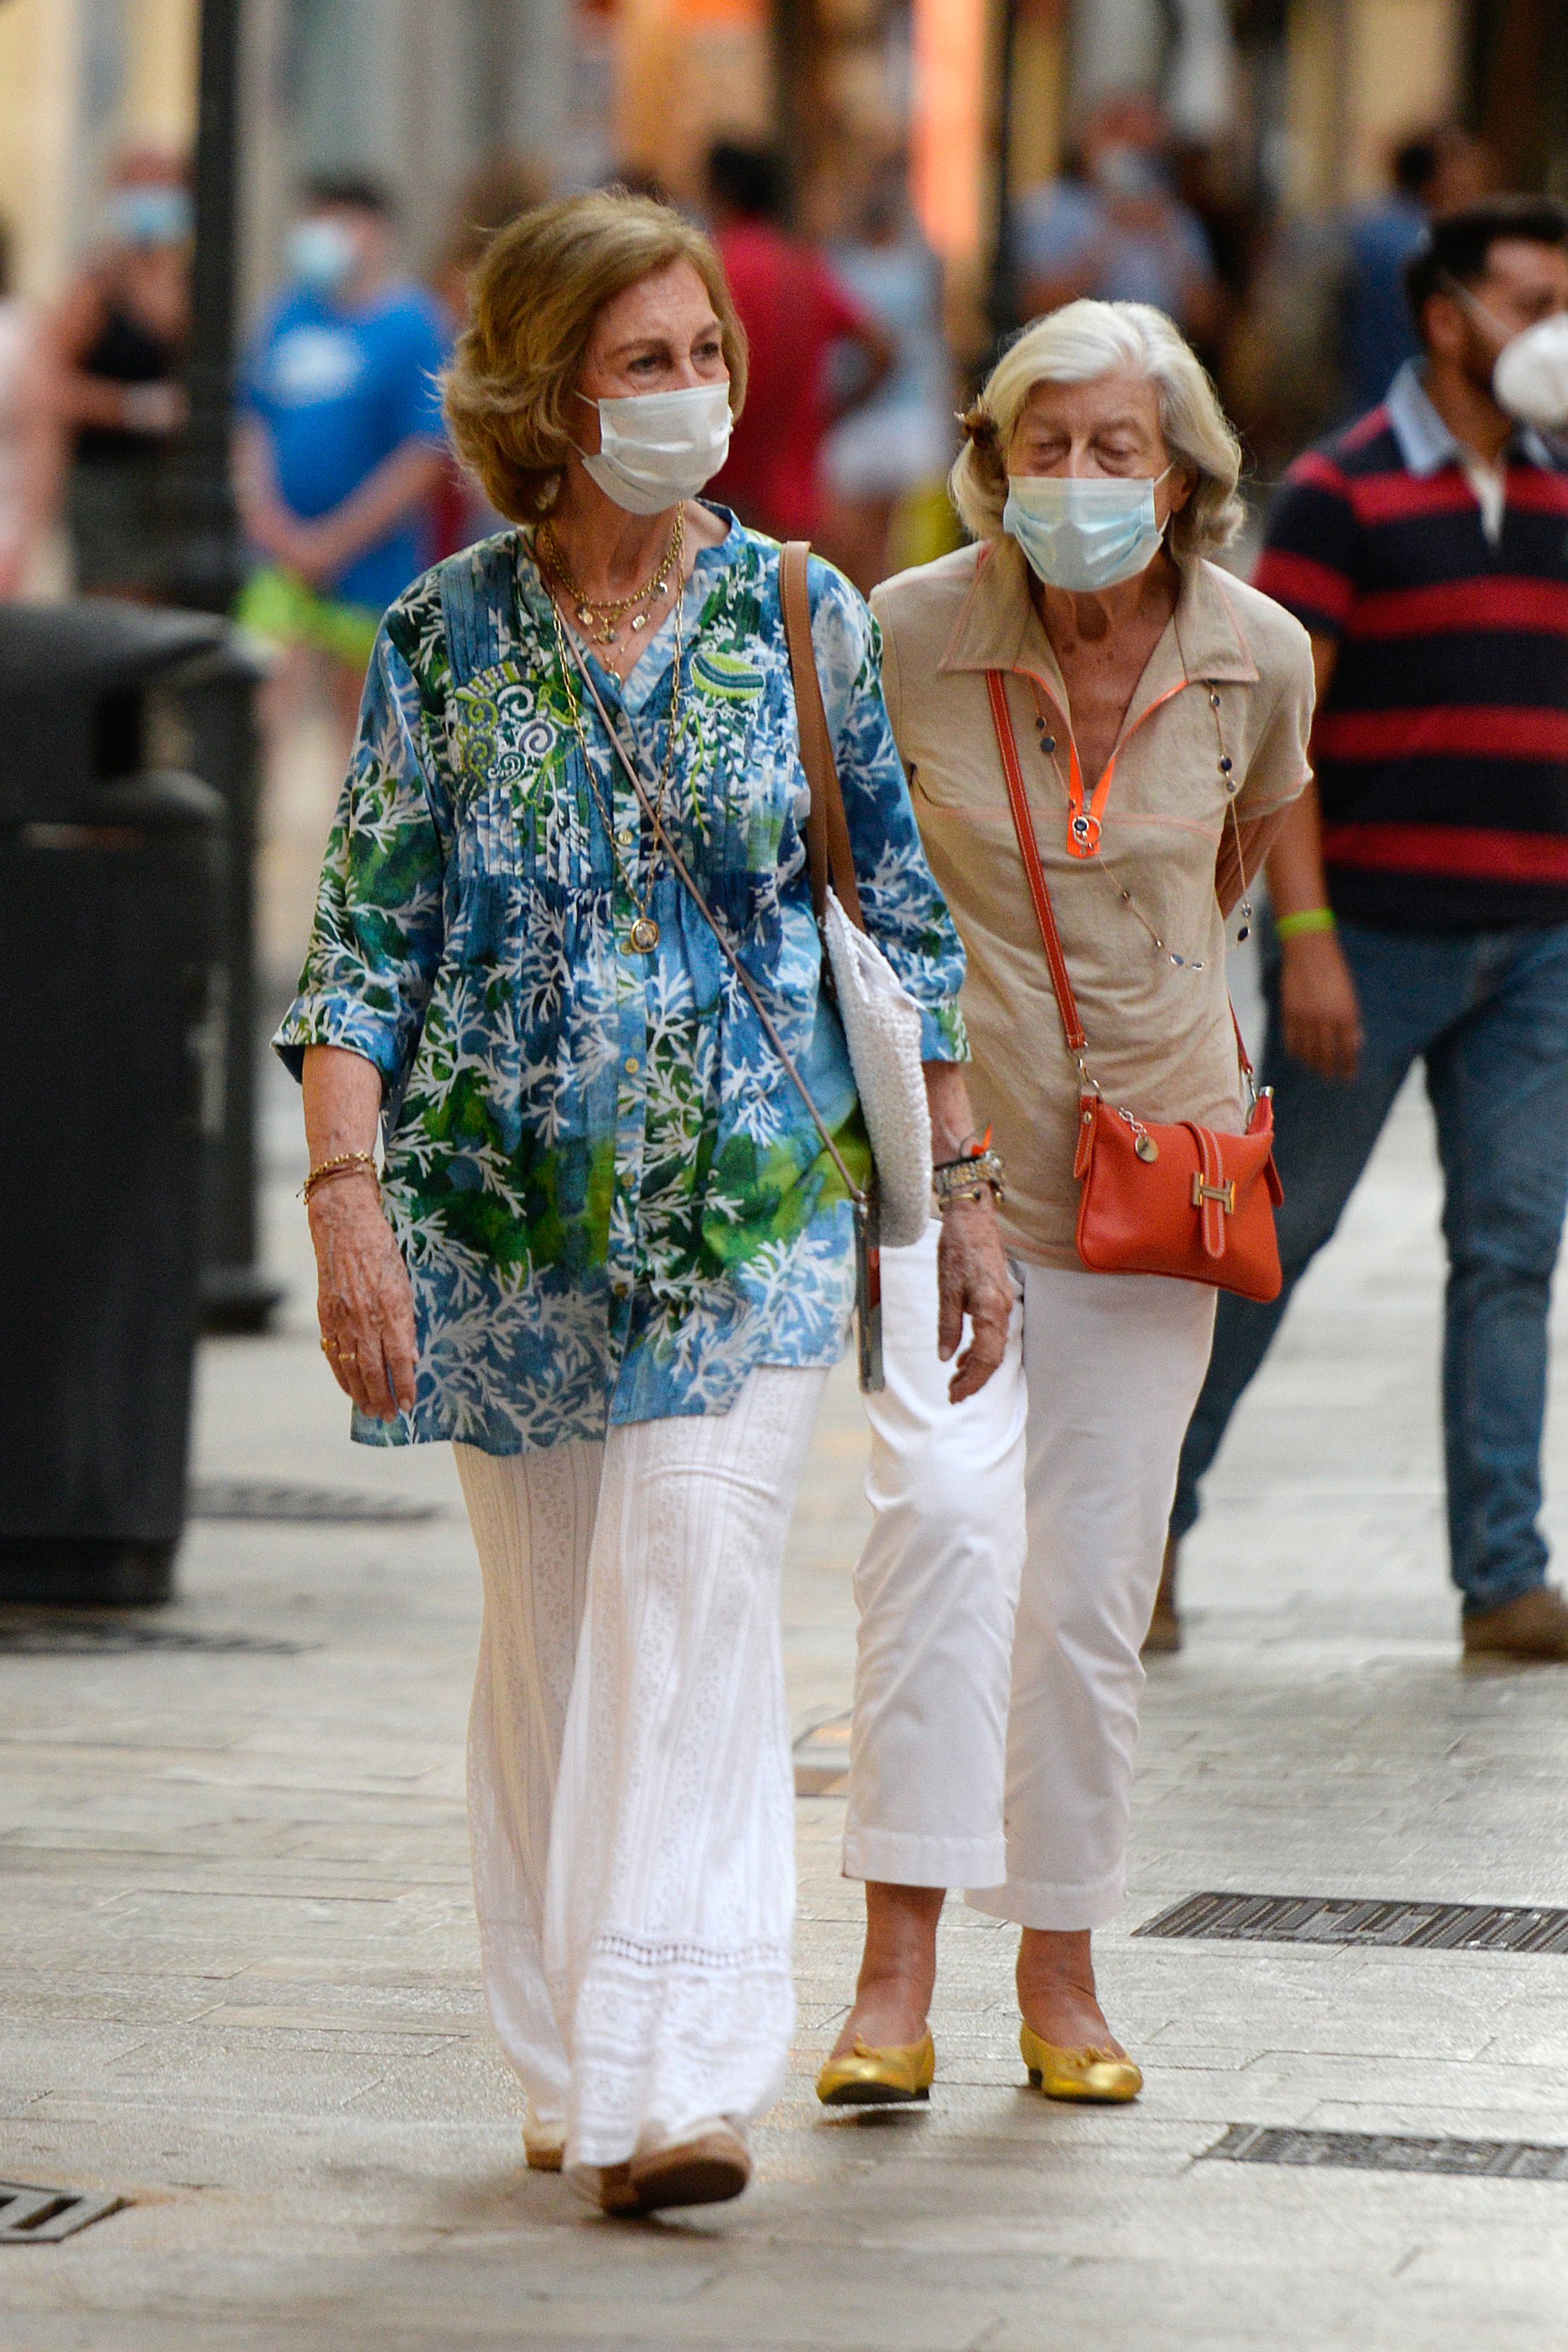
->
[236,173,451,747]
[1338,128,1492,417]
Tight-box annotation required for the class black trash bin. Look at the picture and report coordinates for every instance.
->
[159,630,279,1335]
[0,605,228,1606]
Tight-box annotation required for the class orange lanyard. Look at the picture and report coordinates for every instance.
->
[1064,736,1118,859]
[1030,677,1187,859]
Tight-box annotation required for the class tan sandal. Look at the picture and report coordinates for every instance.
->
[613,2121,751,2214]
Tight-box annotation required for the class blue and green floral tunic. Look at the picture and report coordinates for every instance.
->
[275,512,967,1454]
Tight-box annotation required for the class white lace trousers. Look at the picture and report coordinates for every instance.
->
[844,1222,1215,1929]
[454,1364,826,2171]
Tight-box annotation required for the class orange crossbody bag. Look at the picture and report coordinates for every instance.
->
[985,670,1284,1304]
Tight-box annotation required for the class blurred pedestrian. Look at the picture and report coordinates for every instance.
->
[428,155,550,559]
[1167,196,1568,1662]
[1015,94,1219,348]
[704,141,893,541]
[235,175,451,754]
[822,160,954,593]
[0,217,64,600]
[819,302,1311,2115]
[275,190,976,2211]
[1340,126,1493,415]
[50,146,190,599]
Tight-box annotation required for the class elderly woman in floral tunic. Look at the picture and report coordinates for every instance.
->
[275,191,1010,2214]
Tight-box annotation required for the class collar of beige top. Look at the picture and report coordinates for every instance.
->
[937,534,1262,728]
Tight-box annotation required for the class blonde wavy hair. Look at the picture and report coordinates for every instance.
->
[950,299,1245,556]
[443,188,748,522]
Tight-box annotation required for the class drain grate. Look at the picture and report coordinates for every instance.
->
[1204,2124,1568,2181]
[190,1480,441,1525]
[0,1613,306,1656]
[1136,1890,1568,1958]
[0,2182,124,2242]
[793,1710,850,1798]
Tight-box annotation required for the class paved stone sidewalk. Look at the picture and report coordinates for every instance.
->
[4,1064,1568,2351]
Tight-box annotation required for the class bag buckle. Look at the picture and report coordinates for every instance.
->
[1191,1173,1236,1214]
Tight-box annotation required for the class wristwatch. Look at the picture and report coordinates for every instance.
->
[932,1146,1006,1210]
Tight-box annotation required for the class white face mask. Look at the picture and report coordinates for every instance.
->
[575,382,733,515]
[1493,315,1568,428]
[1002,468,1172,593]
[1448,278,1568,428]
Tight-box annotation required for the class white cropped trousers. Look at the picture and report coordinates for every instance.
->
[845,1223,1215,1930]
[455,1364,825,2171]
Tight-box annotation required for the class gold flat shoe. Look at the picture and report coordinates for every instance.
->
[1019,2019,1142,2104]
[816,2030,935,2106]
[523,2124,565,2172]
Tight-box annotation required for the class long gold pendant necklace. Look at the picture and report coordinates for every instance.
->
[537,509,683,648]
[541,536,687,957]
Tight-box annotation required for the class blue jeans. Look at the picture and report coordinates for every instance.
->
[1172,918,1568,1614]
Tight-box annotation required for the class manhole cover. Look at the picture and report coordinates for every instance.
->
[1136,1890,1568,1958]
[793,1710,850,1797]
[190,1480,441,1525]
[0,1613,307,1656]
[0,2182,124,2241]
[1204,2124,1568,2181]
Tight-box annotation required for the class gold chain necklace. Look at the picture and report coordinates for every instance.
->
[543,570,686,956]
[537,509,684,648]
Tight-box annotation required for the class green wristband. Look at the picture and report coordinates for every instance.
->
[1275,906,1337,941]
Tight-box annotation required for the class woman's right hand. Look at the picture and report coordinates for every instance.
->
[935,1193,1014,1404]
[308,1179,418,1422]
[1279,931,1363,1083]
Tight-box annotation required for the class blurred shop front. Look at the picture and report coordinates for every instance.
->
[2,1,1567,459]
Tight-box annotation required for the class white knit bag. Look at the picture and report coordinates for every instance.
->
[822,889,933,1248]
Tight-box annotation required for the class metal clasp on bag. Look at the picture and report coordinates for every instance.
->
[1191,1174,1236,1214]
[1117,1107,1159,1164]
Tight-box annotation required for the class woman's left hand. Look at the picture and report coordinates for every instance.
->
[935,1194,1014,1403]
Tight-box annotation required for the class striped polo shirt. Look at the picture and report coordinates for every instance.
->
[1254,360,1568,930]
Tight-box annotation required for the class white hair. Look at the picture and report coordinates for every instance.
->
[950,299,1245,555]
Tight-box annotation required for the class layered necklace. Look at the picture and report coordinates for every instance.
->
[536,507,684,648]
[539,534,688,957]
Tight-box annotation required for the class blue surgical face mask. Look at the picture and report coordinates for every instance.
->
[109,185,193,248]
[288,216,359,295]
[1002,468,1172,593]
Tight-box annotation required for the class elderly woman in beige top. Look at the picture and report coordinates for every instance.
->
[816,301,1314,2113]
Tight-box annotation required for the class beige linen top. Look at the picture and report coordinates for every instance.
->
[872,535,1315,1269]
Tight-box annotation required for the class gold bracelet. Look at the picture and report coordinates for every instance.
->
[300,1151,379,1205]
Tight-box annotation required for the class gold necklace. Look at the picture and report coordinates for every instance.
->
[544,576,686,956]
[537,509,684,647]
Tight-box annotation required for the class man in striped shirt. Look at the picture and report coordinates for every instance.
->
[1164,196,1568,1661]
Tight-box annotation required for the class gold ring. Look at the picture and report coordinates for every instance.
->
[321,1338,339,1356]
[341,1348,358,1361]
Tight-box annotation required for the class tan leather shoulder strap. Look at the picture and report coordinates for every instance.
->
[781,539,865,931]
